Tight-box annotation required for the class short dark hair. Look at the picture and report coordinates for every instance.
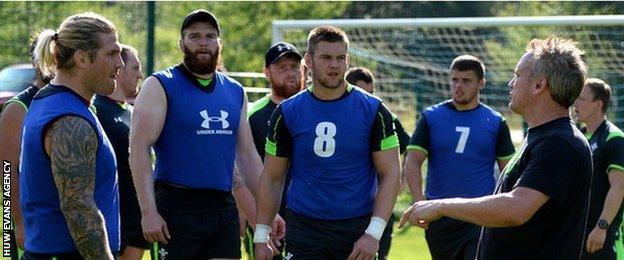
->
[346,67,374,85]
[450,54,485,81]
[307,25,349,54]
[585,78,612,113]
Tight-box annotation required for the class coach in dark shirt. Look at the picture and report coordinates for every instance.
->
[400,36,592,260]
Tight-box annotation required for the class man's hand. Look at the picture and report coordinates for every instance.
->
[141,210,170,244]
[254,242,276,260]
[271,214,286,241]
[585,227,607,253]
[399,200,443,229]
[347,234,379,260]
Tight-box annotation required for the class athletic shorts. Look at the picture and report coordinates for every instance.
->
[581,228,618,260]
[284,209,370,260]
[22,251,119,260]
[120,222,150,252]
[154,181,240,259]
[425,217,479,260]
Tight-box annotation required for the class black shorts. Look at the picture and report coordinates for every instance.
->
[120,222,150,252]
[22,251,83,260]
[22,251,120,260]
[154,181,240,259]
[284,209,369,260]
[425,217,479,260]
[581,228,618,260]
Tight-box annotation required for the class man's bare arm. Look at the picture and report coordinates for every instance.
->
[46,116,112,259]
[371,148,401,221]
[129,76,170,243]
[401,187,549,228]
[0,103,27,247]
[235,93,263,196]
[403,150,427,202]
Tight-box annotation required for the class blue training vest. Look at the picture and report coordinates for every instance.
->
[20,85,119,253]
[152,67,243,190]
[282,87,381,220]
[424,101,503,199]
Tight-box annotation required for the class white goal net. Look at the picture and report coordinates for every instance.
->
[273,15,624,131]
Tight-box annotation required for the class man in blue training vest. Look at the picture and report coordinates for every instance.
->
[401,37,592,260]
[254,25,401,260]
[130,9,283,259]
[402,55,515,260]
[574,78,624,260]
[20,12,123,259]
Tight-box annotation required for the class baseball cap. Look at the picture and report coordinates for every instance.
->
[181,9,220,36]
[265,42,302,68]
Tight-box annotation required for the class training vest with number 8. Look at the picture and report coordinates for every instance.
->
[314,122,336,157]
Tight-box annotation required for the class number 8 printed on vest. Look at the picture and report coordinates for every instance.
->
[314,122,336,157]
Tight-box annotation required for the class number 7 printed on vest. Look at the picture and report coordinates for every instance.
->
[455,126,470,153]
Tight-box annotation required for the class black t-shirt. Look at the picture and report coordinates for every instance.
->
[392,115,410,154]
[93,94,140,226]
[478,117,592,260]
[248,95,291,210]
[583,120,624,239]
[248,95,277,161]
[5,84,39,110]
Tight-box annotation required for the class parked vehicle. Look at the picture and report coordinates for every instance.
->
[0,63,35,112]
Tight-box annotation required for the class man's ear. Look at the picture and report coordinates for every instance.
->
[73,49,91,69]
[533,77,548,95]
[304,52,312,68]
[263,66,271,80]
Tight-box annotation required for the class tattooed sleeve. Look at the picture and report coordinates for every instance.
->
[46,116,112,259]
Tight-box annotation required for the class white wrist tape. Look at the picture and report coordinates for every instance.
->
[253,224,272,244]
[364,216,387,241]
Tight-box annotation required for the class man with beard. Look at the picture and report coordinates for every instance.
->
[402,55,515,260]
[93,44,147,260]
[254,26,400,260]
[574,78,624,260]
[242,42,303,259]
[20,12,122,259]
[130,10,283,259]
[401,37,592,260]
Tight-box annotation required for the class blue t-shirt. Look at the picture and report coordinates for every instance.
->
[152,64,244,190]
[266,85,398,220]
[408,100,515,199]
[20,84,119,253]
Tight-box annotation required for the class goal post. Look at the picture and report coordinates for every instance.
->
[272,15,624,131]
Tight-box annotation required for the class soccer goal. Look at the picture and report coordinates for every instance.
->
[272,15,624,130]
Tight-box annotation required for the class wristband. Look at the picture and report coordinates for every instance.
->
[364,216,386,241]
[253,224,272,244]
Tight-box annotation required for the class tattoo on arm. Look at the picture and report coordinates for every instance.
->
[47,116,113,259]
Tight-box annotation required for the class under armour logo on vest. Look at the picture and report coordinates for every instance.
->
[200,110,229,129]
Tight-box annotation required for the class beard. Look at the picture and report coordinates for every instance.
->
[182,43,220,75]
[271,76,301,99]
[312,65,344,89]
